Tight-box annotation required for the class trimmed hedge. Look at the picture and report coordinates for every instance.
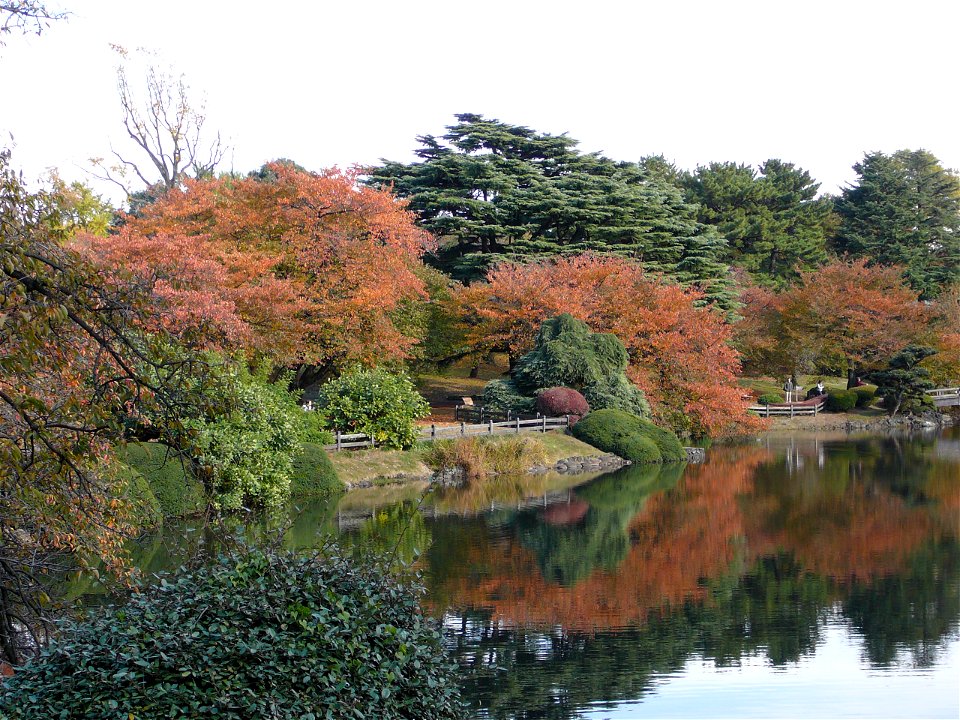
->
[636,418,687,462]
[120,442,207,518]
[0,548,463,719]
[853,387,876,408]
[758,393,783,405]
[826,390,858,412]
[114,463,163,528]
[571,409,684,464]
[289,442,344,498]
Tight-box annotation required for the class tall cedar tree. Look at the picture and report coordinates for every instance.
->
[75,163,432,386]
[834,150,960,299]
[368,114,735,309]
[451,254,761,437]
[683,160,833,285]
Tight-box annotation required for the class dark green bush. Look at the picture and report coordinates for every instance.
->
[636,418,686,462]
[289,442,343,498]
[826,390,858,412]
[571,408,683,464]
[853,387,876,408]
[0,547,463,719]
[113,462,162,528]
[484,314,650,417]
[758,393,783,405]
[611,434,662,464]
[120,442,206,517]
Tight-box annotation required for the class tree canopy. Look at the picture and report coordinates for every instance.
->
[834,149,960,299]
[76,162,432,382]
[368,114,735,308]
[682,159,833,285]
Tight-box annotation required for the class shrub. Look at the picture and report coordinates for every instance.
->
[853,387,876,408]
[571,408,683,464]
[826,390,858,412]
[636,418,686,462]
[484,314,650,417]
[758,393,783,405]
[0,548,463,719]
[482,378,537,415]
[119,442,206,518]
[315,367,429,449]
[611,434,662,464]
[536,387,590,420]
[112,462,162,528]
[289,443,343,498]
[423,435,547,480]
[186,366,306,511]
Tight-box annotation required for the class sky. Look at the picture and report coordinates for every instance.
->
[2,0,959,204]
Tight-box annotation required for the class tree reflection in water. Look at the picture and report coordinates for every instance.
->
[421,432,959,719]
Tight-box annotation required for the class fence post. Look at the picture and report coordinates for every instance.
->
[461,422,465,436]
[542,415,547,432]
[814,404,818,417]
[515,417,520,433]
[336,431,341,451]
[489,419,493,435]
[790,404,795,418]
[765,406,770,418]
[431,424,436,438]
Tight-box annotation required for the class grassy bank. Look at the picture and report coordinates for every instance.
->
[328,430,604,487]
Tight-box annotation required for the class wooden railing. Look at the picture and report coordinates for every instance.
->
[324,414,572,451]
[748,398,826,417]
[927,387,960,407]
[452,404,542,423]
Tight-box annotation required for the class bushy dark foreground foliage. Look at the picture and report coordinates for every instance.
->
[0,548,463,719]
[571,409,686,463]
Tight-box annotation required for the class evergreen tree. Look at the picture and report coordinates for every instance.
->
[835,150,960,299]
[683,159,832,285]
[369,115,734,307]
[868,345,937,417]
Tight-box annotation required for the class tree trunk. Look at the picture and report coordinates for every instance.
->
[0,588,21,667]
[846,358,857,390]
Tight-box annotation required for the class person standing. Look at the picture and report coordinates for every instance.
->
[784,377,795,403]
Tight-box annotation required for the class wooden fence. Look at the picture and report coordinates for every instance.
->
[748,398,826,417]
[323,414,572,451]
[452,404,543,423]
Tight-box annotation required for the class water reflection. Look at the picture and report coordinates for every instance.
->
[66,429,960,719]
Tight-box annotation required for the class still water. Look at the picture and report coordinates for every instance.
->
[109,429,960,719]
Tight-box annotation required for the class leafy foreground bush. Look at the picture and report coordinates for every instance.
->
[0,548,463,719]
[826,390,858,412]
[423,435,548,480]
[315,367,430,449]
[571,409,685,463]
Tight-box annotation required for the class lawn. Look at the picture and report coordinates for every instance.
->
[738,375,872,401]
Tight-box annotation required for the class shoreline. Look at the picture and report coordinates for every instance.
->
[757,408,956,434]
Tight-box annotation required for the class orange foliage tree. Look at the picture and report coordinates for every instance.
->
[452,254,759,436]
[75,163,432,380]
[924,283,960,385]
[736,258,932,384]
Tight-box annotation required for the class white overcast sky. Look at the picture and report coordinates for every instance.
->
[2,0,958,204]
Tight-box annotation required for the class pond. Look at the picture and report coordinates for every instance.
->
[77,428,960,719]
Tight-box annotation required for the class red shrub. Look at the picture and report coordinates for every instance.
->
[536,387,590,421]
